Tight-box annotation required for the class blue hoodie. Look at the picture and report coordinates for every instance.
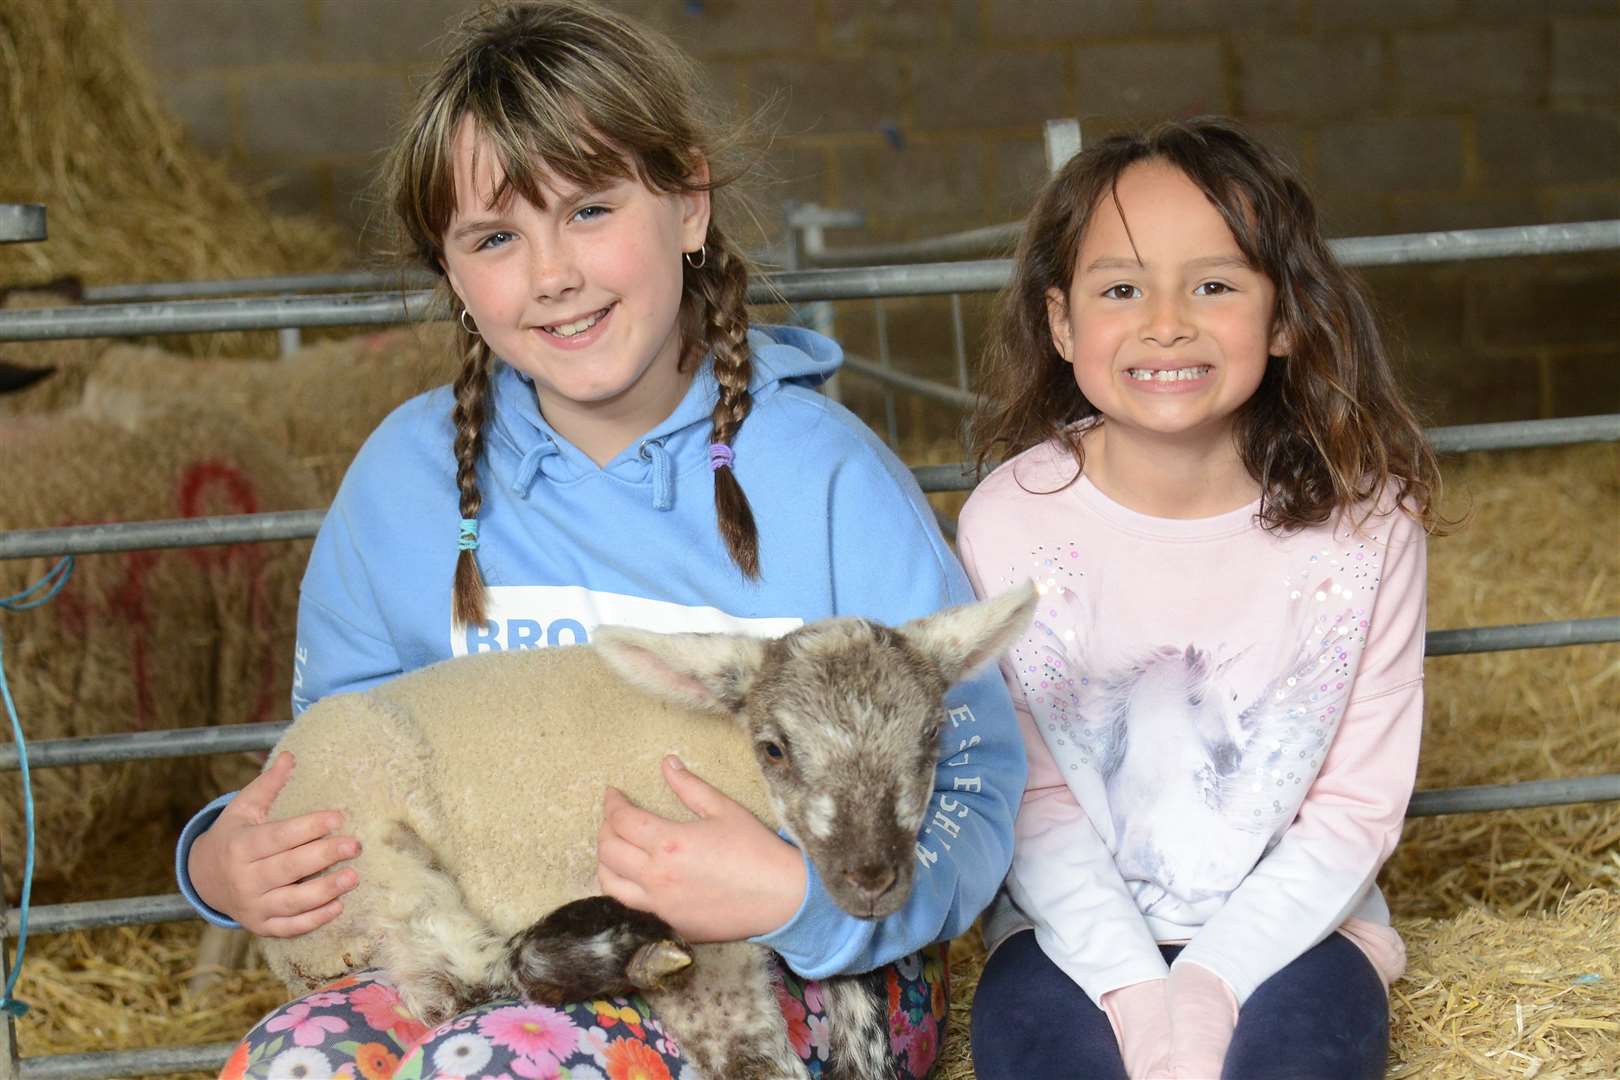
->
[176,325,1025,979]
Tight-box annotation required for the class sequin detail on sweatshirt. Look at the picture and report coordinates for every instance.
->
[1004,536,1386,914]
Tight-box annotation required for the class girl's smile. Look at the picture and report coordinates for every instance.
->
[1123,363,1215,386]
[537,303,615,343]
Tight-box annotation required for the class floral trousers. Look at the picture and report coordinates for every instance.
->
[221,945,948,1079]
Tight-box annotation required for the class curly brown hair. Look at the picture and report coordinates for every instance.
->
[970,116,1444,534]
[382,0,763,626]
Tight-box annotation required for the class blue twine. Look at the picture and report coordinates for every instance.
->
[1,555,75,1018]
[457,518,479,552]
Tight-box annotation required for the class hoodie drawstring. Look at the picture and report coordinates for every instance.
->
[639,439,674,511]
[511,438,562,499]
[510,434,674,510]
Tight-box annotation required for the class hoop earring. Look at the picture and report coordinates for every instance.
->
[460,309,480,337]
[684,244,707,269]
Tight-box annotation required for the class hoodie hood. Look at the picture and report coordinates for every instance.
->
[486,324,842,507]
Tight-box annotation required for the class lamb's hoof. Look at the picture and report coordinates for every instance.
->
[627,938,693,991]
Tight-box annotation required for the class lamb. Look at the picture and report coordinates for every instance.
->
[258,584,1035,1080]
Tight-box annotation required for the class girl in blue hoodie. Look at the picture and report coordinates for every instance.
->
[175,3,1023,1077]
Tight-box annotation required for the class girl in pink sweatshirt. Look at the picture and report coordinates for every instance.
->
[958,117,1447,1080]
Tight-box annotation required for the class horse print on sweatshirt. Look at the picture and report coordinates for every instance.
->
[1013,537,1386,917]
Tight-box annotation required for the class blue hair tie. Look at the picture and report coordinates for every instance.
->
[708,443,734,471]
[457,518,479,552]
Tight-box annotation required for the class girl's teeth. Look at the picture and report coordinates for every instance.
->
[1127,366,1211,382]
[545,308,607,338]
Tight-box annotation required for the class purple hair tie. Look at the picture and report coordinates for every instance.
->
[708,442,735,471]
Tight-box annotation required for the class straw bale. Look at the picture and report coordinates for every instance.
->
[0,0,351,357]
[1389,888,1620,1079]
[11,921,286,1080]
[0,406,319,902]
[1382,442,1620,918]
[76,323,463,497]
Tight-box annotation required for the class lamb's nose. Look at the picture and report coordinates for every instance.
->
[845,863,897,900]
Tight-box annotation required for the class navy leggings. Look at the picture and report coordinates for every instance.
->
[971,930,1389,1080]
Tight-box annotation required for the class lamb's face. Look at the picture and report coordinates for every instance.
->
[742,621,945,920]
[593,584,1039,921]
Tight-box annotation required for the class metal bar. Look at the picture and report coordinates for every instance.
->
[1,895,196,938]
[1332,220,1620,266]
[2,411,1615,561]
[0,510,324,560]
[912,462,983,493]
[764,262,1013,301]
[0,290,435,342]
[806,218,1620,269]
[11,218,1618,339]
[0,723,286,773]
[1,915,15,1079]
[874,300,899,448]
[840,357,982,412]
[1044,118,1083,174]
[0,264,1014,342]
[80,269,435,303]
[1427,414,1620,453]
[1407,774,1620,817]
[949,293,969,392]
[35,218,1620,311]
[69,207,831,304]
[797,225,1019,268]
[18,1043,235,1080]
[1426,617,1620,656]
[0,204,46,245]
[782,204,848,405]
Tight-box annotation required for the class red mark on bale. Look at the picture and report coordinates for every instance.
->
[110,550,161,728]
[179,462,260,570]
[45,519,158,728]
[43,461,286,734]
[176,461,279,723]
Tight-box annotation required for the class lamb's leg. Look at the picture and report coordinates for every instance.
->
[373,822,512,1027]
[819,971,892,1080]
[644,942,809,1080]
[187,925,253,995]
[503,895,695,1005]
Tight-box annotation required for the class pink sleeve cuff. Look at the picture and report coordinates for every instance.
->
[1164,961,1238,1078]
[1102,978,1172,1078]
[1168,960,1238,1024]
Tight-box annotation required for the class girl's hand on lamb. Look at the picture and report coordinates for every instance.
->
[596,754,808,943]
[188,751,361,937]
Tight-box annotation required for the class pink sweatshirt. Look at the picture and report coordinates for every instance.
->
[957,438,1424,1062]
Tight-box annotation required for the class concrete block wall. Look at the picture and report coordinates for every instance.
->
[115,0,1619,428]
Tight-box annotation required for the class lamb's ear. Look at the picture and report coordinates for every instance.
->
[592,626,770,714]
[899,581,1038,686]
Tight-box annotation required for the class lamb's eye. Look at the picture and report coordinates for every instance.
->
[762,741,785,762]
